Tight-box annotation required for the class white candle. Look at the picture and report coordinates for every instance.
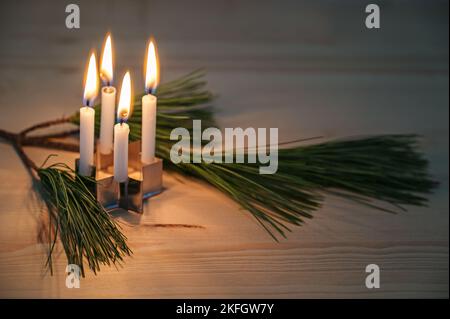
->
[142,39,159,163]
[114,122,129,182]
[141,94,156,163]
[79,52,98,176]
[114,71,132,182]
[99,34,116,154]
[79,107,95,175]
[99,87,116,154]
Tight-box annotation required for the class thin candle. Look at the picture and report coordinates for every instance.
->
[114,71,132,183]
[141,38,159,164]
[99,33,116,155]
[79,52,98,176]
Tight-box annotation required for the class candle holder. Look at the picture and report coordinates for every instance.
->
[75,140,163,214]
[128,141,163,199]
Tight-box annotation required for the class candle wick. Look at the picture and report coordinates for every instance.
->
[145,87,156,95]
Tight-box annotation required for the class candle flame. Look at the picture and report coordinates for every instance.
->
[144,38,159,94]
[83,52,99,106]
[100,33,113,85]
[117,71,132,122]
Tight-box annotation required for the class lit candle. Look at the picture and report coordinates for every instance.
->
[99,33,116,155]
[141,39,159,164]
[79,52,98,176]
[114,71,132,183]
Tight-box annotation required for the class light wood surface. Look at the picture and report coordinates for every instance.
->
[0,0,448,298]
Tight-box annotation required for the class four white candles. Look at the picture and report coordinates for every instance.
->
[141,40,159,164]
[79,52,98,176]
[114,71,132,183]
[99,34,116,155]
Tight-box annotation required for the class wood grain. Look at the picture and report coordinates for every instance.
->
[0,0,448,298]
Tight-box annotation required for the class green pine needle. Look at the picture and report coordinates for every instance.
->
[37,160,132,276]
[181,135,437,240]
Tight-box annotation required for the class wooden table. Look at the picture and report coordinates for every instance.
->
[0,0,448,298]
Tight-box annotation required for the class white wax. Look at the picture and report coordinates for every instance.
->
[114,122,130,182]
[141,94,157,163]
[99,86,116,154]
[79,106,95,176]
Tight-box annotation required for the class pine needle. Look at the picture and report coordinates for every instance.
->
[175,135,437,239]
[36,161,132,276]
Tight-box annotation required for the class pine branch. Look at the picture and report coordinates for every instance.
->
[20,117,72,136]
[22,138,79,152]
[0,129,132,275]
[37,162,132,276]
[6,70,437,240]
